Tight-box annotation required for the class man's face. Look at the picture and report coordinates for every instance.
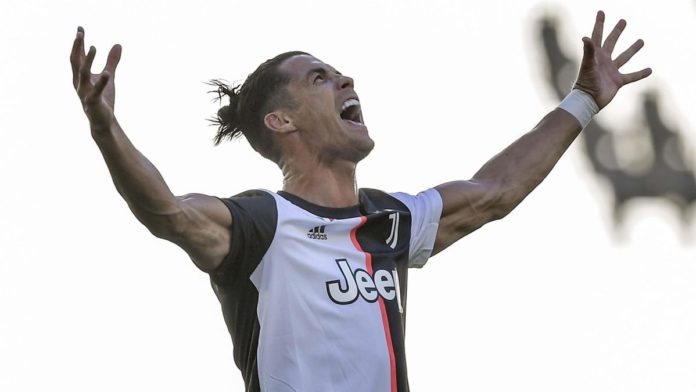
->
[278,54,374,163]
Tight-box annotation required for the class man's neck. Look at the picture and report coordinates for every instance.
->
[281,160,359,208]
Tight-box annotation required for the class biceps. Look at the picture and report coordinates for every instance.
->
[433,180,505,253]
[167,194,232,271]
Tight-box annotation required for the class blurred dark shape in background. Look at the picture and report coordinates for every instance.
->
[538,16,696,230]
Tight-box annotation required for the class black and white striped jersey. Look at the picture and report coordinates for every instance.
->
[209,188,442,392]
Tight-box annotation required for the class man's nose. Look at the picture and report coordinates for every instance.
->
[338,75,354,90]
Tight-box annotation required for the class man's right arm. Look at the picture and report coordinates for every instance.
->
[93,120,231,271]
[71,27,230,271]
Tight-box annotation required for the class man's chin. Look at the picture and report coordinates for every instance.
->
[324,137,374,164]
[352,137,375,163]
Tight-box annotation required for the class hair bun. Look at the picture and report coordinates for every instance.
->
[217,104,236,127]
[208,80,243,144]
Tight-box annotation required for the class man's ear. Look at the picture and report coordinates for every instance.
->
[264,110,297,134]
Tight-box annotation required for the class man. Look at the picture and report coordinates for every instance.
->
[70,11,651,392]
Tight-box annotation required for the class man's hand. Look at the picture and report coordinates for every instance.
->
[70,26,122,132]
[574,11,652,109]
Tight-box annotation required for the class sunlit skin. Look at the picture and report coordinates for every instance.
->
[264,54,375,208]
[71,11,650,272]
[67,11,652,389]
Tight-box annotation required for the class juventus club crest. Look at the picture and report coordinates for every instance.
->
[386,212,399,249]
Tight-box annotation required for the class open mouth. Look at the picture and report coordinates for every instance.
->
[339,98,364,125]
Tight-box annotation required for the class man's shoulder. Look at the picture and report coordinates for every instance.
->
[359,187,443,215]
[227,189,275,200]
[359,187,398,199]
[359,188,410,213]
[218,189,278,224]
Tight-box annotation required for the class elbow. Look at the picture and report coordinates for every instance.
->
[491,183,535,221]
[488,205,511,222]
[128,203,188,241]
[486,200,513,222]
[146,221,177,240]
[484,180,526,221]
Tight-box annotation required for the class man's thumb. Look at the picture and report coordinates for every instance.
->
[580,37,595,69]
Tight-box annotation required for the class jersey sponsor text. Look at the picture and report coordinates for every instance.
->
[326,259,397,304]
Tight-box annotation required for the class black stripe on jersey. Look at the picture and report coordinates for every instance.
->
[278,191,361,219]
[356,189,413,392]
[212,189,419,392]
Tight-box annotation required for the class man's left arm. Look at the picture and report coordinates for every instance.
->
[432,11,651,255]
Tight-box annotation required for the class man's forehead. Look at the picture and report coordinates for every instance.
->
[280,54,339,76]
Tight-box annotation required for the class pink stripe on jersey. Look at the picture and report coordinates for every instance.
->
[350,216,397,392]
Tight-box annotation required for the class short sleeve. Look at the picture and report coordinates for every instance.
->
[390,188,443,268]
[209,190,277,285]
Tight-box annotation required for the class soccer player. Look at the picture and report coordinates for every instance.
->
[70,11,651,392]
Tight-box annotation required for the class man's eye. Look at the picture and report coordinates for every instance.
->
[314,75,324,84]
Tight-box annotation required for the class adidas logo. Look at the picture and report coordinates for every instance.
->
[307,225,328,240]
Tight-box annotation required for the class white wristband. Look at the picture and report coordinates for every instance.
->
[558,89,599,128]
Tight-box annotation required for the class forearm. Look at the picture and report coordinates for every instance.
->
[432,11,650,252]
[473,108,582,212]
[91,119,181,231]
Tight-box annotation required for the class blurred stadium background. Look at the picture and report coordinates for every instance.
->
[1,0,694,391]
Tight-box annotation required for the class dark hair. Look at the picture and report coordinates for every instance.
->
[209,51,310,163]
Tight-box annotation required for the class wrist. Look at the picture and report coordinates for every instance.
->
[558,89,599,128]
[90,117,118,140]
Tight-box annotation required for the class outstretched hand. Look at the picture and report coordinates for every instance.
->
[70,26,122,131]
[574,11,652,109]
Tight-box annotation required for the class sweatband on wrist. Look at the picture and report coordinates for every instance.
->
[558,89,599,128]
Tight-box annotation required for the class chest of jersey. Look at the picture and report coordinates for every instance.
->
[250,196,409,392]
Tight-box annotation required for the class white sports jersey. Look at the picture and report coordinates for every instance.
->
[210,188,442,392]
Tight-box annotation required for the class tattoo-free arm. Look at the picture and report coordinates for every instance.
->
[434,108,580,254]
[432,11,651,255]
[71,27,230,271]
[93,121,231,271]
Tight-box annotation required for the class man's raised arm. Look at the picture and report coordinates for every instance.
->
[432,11,651,255]
[70,27,231,271]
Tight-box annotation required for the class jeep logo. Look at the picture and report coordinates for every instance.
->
[326,259,397,304]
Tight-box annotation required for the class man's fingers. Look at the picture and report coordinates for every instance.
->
[603,19,626,55]
[79,46,96,91]
[103,44,122,75]
[70,27,85,89]
[622,68,653,85]
[614,39,645,68]
[591,10,605,45]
